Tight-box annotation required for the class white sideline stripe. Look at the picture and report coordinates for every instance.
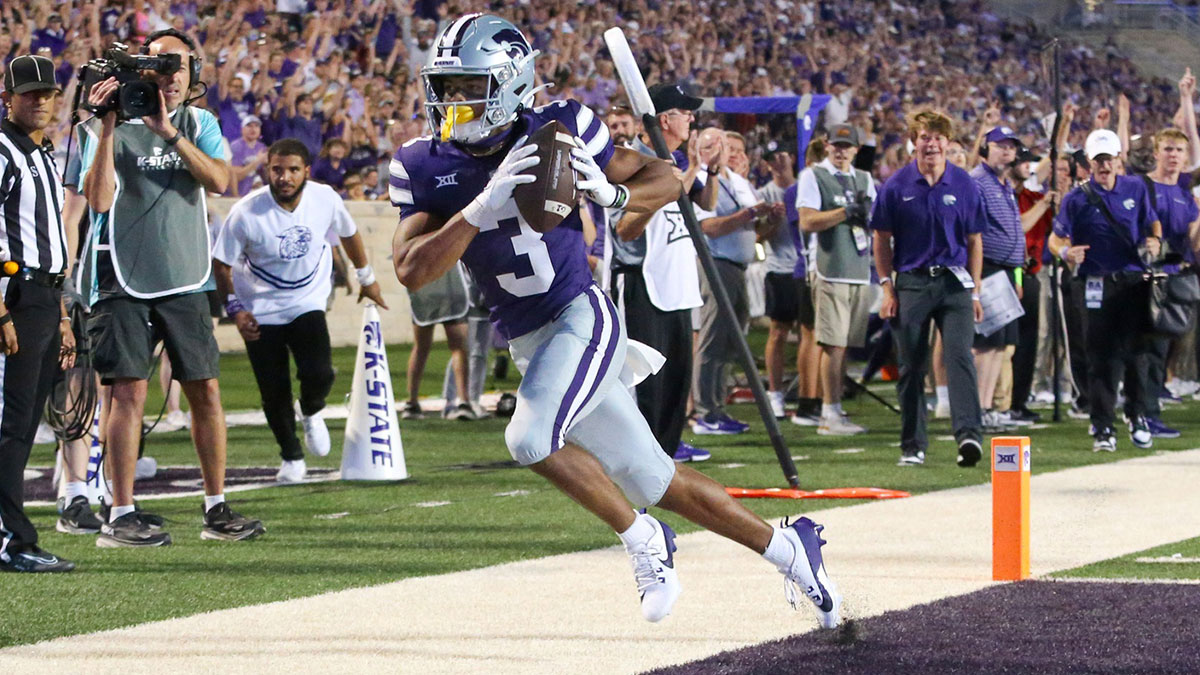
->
[1046,576,1200,585]
[1134,556,1200,564]
[4,450,1200,673]
[24,469,343,508]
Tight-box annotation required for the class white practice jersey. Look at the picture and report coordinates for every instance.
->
[214,182,356,325]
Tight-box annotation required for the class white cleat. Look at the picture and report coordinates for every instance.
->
[276,458,307,483]
[301,410,331,457]
[775,517,841,629]
[625,515,681,622]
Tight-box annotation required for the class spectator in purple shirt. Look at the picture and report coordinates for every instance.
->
[211,66,258,142]
[280,41,303,80]
[228,116,269,197]
[872,109,985,469]
[31,13,67,56]
[969,126,1024,432]
[311,138,349,190]
[283,92,324,159]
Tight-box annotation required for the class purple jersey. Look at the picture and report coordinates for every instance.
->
[390,99,614,339]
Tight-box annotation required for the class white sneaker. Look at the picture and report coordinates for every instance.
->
[166,410,190,430]
[817,414,866,436]
[789,413,819,427]
[301,411,331,457]
[625,515,681,623]
[775,517,841,629]
[768,391,786,419]
[34,421,56,444]
[134,456,157,481]
[276,458,307,483]
[934,401,951,419]
[1167,379,1199,397]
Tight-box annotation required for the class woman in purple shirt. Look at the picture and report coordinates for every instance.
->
[311,138,350,190]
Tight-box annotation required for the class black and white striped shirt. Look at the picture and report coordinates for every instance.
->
[0,119,67,274]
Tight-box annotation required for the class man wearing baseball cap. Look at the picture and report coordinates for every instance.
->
[609,82,718,461]
[970,126,1025,432]
[0,54,77,572]
[798,124,877,435]
[1049,128,1163,452]
[228,115,267,197]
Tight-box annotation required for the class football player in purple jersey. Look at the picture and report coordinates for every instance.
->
[389,14,841,628]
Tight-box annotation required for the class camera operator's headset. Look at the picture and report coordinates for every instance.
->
[142,28,202,95]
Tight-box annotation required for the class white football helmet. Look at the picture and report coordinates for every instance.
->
[421,14,543,144]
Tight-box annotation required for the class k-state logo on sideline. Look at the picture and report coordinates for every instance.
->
[277,226,312,260]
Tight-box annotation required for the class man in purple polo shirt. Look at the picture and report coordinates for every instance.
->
[970,126,1025,432]
[1049,129,1163,453]
[228,116,268,197]
[871,109,985,468]
[1133,127,1198,439]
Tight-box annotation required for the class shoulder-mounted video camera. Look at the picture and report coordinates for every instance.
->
[78,44,181,121]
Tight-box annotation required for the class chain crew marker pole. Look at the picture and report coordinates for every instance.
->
[992,436,1031,581]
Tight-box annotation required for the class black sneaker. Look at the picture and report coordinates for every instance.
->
[99,499,165,530]
[201,502,265,541]
[1008,408,1042,424]
[400,401,425,420]
[957,438,983,468]
[0,546,76,573]
[97,512,172,548]
[56,496,103,535]
[1092,427,1117,453]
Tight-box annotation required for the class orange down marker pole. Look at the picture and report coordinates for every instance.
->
[991,436,1031,581]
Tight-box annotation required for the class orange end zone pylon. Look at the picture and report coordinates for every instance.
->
[725,487,910,500]
[992,436,1031,581]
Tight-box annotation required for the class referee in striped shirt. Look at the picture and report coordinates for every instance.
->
[0,55,77,574]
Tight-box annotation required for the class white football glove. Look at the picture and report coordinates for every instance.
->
[460,136,540,227]
[570,136,628,209]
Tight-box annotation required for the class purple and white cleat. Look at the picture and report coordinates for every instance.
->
[625,516,681,622]
[776,517,841,628]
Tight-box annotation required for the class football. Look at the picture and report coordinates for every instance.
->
[512,120,578,233]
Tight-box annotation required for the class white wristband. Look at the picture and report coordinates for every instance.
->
[879,276,892,285]
[356,265,376,287]
[971,293,982,302]
[460,197,485,229]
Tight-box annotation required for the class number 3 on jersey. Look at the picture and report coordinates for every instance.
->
[483,215,555,297]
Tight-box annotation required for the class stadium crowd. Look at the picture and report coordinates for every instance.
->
[2,0,1185,197]
[2,0,1200,572]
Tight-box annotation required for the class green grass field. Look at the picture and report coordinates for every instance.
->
[1053,536,1200,581]
[4,329,1199,648]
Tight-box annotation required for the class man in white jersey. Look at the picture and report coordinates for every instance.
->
[213,139,387,482]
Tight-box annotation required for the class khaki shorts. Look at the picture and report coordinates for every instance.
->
[814,278,871,348]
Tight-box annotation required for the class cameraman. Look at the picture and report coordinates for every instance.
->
[78,29,264,547]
